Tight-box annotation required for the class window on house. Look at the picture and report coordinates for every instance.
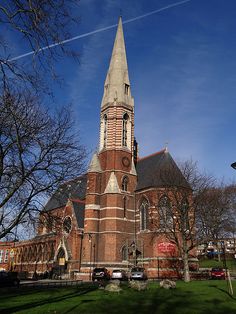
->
[122,176,128,191]
[29,247,34,262]
[124,83,129,95]
[41,217,47,234]
[63,216,72,233]
[37,246,42,262]
[4,249,9,263]
[122,113,129,146]
[57,247,65,260]
[50,242,55,261]
[103,114,107,147]
[140,198,149,230]
[121,245,128,260]
[159,195,172,230]
[0,250,4,263]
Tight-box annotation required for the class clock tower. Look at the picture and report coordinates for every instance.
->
[82,17,137,273]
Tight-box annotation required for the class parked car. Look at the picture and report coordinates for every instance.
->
[130,267,147,280]
[111,269,128,281]
[92,267,110,281]
[211,267,226,280]
[0,271,20,287]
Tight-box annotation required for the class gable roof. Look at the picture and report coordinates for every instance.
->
[136,149,190,191]
[44,174,87,212]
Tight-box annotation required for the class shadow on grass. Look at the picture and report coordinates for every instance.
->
[1,282,236,314]
[0,286,98,314]
[208,282,236,300]
[72,284,236,314]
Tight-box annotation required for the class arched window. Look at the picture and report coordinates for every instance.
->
[63,216,72,234]
[28,247,33,262]
[121,245,128,261]
[159,195,172,230]
[37,245,42,262]
[49,242,55,261]
[19,248,23,264]
[22,248,26,262]
[103,114,108,147]
[122,113,129,146]
[42,217,47,234]
[124,83,129,95]
[57,247,65,260]
[122,176,128,191]
[140,198,149,230]
[32,246,37,262]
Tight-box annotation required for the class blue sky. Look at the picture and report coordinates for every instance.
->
[9,0,236,182]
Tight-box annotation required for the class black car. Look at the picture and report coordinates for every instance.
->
[0,271,20,287]
[92,267,110,281]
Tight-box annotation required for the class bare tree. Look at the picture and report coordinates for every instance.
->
[196,184,236,260]
[0,88,86,240]
[155,159,214,282]
[0,0,80,92]
[155,159,236,281]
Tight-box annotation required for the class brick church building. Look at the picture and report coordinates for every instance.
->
[0,18,197,279]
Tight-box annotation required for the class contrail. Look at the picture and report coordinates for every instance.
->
[7,0,191,62]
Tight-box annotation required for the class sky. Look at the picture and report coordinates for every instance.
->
[6,0,236,183]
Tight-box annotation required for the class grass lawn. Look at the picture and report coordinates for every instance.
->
[199,258,236,272]
[0,280,236,314]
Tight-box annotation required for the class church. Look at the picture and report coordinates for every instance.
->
[0,17,197,279]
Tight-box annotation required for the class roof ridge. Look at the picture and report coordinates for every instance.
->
[137,148,167,162]
[61,174,87,186]
[70,198,86,204]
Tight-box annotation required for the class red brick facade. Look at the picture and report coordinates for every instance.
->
[0,17,197,280]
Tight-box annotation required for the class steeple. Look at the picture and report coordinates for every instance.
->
[101,17,133,107]
[99,16,135,151]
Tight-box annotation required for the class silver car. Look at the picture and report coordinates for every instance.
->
[130,267,147,280]
[111,269,128,281]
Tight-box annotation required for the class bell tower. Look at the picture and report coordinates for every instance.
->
[82,17,137,275]
[99,17,134,152]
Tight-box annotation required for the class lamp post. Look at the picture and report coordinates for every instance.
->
[88,233,92,281]
[131,241,137,266]
[221,241,234,295]
[231,162,236,170]
[78,230,84,272]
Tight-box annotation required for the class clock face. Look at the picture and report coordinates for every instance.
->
[122,156,130,167]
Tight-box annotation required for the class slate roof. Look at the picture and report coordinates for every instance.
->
[136,149,191,191]
[44,175,87,228]
[71,201,85,229]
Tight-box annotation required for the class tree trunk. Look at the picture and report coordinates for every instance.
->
[216,242,221,262]
[183,250,190,282]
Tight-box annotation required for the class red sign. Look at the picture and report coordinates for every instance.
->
[157,242,176,253]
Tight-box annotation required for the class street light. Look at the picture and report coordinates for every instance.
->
[231,162,236,170]
[78,230,84,272]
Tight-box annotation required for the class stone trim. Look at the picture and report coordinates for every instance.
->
[104,172,121,194]
[86,206,135,212]
[85,204,101,210]
[84,217,135,222]
[83,231,134,235]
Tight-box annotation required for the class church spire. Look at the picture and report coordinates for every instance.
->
[101,17,133,107]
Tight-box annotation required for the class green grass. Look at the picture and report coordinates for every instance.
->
[199,258,236,272]
[0,281,236,314]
